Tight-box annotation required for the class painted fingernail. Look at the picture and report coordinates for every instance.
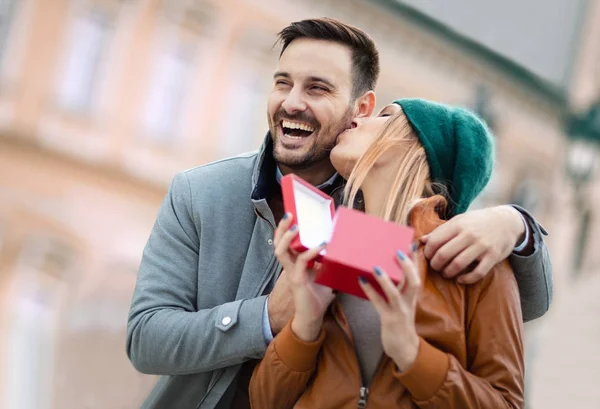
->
[411,243,418,253]
[320,241,328,246]
[290,224,297,231]
[374,266,383,276]
[358,276,367,284]
[397,251,406,261]
[282,213,289,220]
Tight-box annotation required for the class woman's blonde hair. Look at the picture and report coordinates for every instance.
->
[343,107,443,224]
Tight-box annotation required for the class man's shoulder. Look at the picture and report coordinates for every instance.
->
[174,150,262,222]
[181,150,259,190]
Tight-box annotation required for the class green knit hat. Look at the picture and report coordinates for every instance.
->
[393,98,495,216]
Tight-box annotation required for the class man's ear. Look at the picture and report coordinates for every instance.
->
[355,91,376,118]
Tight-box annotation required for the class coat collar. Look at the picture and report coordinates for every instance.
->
[251,133,277,201]
[407,195,448,238]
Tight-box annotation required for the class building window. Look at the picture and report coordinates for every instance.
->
[56,8,112,113]
[14,235,77,286]
[67,261,138,333]
[0,0,17,62]
[141,46,193,140]
[3,235,77,409]
[219,67,270,157]
[140,0,215,143]
[471,85,496,131]
[219,29,274,157]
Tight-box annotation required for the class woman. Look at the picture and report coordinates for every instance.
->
[250,99,524,409]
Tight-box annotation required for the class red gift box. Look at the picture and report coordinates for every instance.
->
[281,174,414,299]
[316,206,415,300]
[281,174,335,256]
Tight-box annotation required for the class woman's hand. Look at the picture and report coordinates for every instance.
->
[358,246,422,371]
[273,213,335,342]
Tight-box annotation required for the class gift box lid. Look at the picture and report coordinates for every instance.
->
[281,174,335,253]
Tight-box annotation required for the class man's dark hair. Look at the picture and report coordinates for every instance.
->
[276,18,380,99]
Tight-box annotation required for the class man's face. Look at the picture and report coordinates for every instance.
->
[267,38,355,170]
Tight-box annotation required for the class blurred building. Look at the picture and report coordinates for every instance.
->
[0,0,598,408]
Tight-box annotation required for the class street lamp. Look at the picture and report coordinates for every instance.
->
[565,101,600,275]
[567,139,597,187]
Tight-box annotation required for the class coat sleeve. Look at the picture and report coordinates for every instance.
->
[394,260,525,409]
[250,319,325,409]
[126,172,268,375]
[508,204,553,322]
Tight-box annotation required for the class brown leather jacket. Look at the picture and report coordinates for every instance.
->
[249,197,525,409]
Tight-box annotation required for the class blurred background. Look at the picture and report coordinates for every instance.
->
[0,0,599,408]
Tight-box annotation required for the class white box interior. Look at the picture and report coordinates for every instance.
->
[293,179,334,250]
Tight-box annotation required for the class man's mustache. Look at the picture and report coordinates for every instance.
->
[273,110,320,130]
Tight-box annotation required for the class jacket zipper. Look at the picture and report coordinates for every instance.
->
[333,307,388,409]
[357,386,369,408]
[332,311,369,408]
[355,354,388,408]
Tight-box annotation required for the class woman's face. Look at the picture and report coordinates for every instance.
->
[330,103,401,178]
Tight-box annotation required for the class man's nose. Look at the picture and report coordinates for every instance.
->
[281,87,307,114]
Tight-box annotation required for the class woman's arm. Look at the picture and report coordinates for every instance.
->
[249,319,325,409]
[394,260,525,409]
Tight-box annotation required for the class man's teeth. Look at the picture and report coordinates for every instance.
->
[282,120,315,133]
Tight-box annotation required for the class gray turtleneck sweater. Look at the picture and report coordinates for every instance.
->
[338,293,384,385]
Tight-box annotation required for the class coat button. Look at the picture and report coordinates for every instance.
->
[267,239,273,245]
[221,316,232,326]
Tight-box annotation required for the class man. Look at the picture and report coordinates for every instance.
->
[127,18,552,409]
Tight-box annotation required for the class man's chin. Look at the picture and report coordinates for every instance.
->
[273,151,309,169]
[274,149,320,171]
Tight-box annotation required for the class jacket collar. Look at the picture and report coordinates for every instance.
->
[407,195,448,238]
[251,133,277,201]
[251,132,344,201]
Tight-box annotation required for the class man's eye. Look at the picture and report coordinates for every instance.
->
[311,85,328,92]
[379,113,392,117]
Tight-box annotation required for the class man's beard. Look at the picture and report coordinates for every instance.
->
[268,107,354,171]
